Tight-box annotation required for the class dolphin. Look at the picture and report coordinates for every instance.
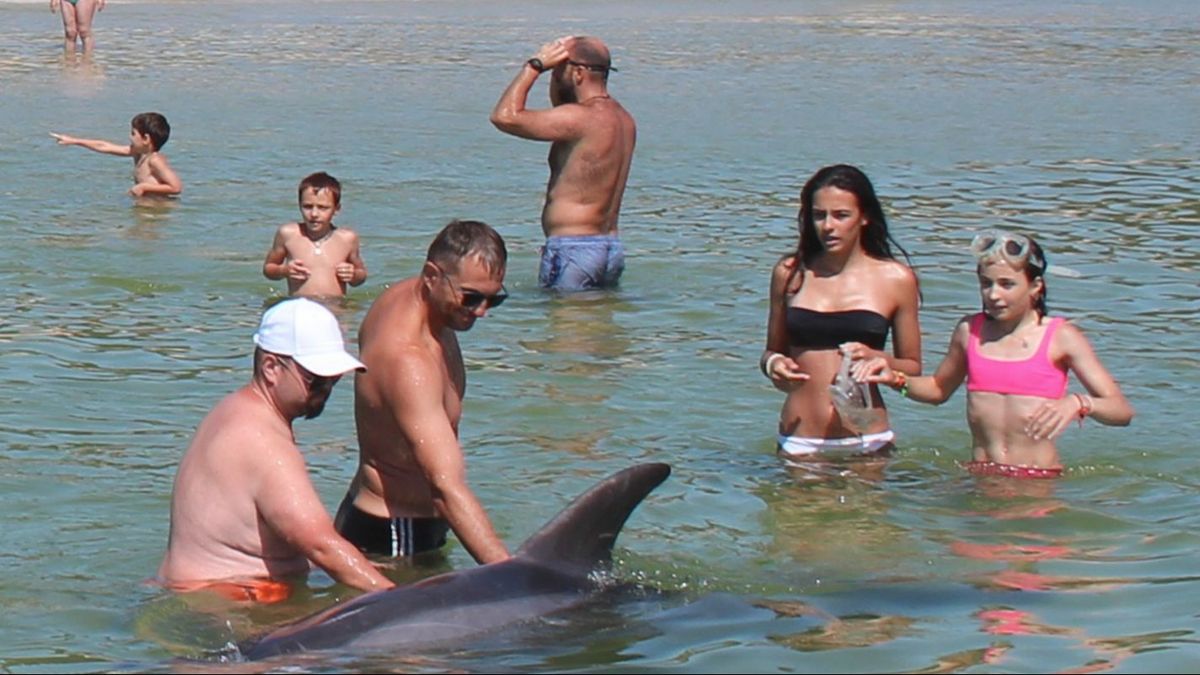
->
[240,462,671,660]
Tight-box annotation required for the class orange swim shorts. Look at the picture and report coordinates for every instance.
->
[167,578,293,604]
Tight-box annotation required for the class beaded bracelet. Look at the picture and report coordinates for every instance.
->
[890,371,909,398]
[1073,392,1093,427]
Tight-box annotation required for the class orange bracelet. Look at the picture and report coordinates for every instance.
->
[890,371,909,397]
[1073,393,1092,426]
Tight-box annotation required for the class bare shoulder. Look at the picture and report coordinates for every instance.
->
[873,257,918,284]
[1052,317,1093,351]
[371,342,444,403]
[769,254,800,295]
[771,253,799,281]
[873,258,919,299]
[277,221,302,237]
[207,389,298,471]
[333,227,360,244]
[951,314,974,341]
[144,152,176,174]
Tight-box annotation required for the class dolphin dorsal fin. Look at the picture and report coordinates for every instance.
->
[515,463,670,574]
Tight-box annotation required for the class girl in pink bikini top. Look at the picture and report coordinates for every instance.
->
[965,314,1067,400]
[854,230,1134,477]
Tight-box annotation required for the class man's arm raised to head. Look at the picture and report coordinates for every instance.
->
[385,347,511,565]
[255,440,394,592]
[490,37,586,142]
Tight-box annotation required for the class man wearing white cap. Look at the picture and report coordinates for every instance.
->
[158,298,394,601]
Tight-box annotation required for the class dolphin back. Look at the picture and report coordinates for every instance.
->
[515,462,670,574]
[240,462,671,660]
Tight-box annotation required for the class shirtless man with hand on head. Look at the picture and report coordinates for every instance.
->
[335,220,511,565]
[158,298,393,602]
[491,35,636,292]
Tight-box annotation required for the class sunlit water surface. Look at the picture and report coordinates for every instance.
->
[0,0,1197,672]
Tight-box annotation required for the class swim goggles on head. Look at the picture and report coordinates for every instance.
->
[970,230,1044,270]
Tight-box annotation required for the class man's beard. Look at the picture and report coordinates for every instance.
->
[303,395,328,420]
[554,80,577,105]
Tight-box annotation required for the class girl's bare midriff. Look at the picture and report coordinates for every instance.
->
[779,347,890,438]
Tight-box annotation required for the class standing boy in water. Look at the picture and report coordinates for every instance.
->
[51,112,183,198]
[262,172,368,299]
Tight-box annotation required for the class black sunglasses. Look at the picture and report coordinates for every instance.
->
[438,267,508,310]
[567,60,617,73]
[285,357,338,391]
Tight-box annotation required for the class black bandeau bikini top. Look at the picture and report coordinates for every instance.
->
[786,306,889,351]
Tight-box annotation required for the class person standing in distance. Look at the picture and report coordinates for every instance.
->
[491,35,636,292]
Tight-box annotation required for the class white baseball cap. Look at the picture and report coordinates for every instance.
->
[253,298,366,376]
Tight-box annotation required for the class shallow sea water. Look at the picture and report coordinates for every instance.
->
[0,0,1197,672]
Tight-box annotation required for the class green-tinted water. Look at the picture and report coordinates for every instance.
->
[1,0,1197,672]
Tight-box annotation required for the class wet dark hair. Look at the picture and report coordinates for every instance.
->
[131,112,170,150]
[426,219,507,275]
[789,164,915,296]
[298,171,342,206]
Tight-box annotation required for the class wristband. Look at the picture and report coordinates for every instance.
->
[1073,393,1092,427]
[761,352,785,378]
[890,371,909,398]
[527,58,547,73]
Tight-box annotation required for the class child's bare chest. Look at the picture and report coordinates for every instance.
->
[977,323,1049,361]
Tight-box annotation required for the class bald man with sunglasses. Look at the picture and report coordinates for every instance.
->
[336,220,512,565]
[491,35,636,292]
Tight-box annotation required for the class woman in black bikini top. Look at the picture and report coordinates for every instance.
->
[760,164,923,456]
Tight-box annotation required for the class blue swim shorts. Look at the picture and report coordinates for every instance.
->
[538,235,625,291]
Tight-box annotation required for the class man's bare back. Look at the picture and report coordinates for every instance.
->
[491,35,636,291]
[159,388,316,582]
[542,95,636,238]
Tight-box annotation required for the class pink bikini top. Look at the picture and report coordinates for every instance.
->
[966,313,1068,399]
